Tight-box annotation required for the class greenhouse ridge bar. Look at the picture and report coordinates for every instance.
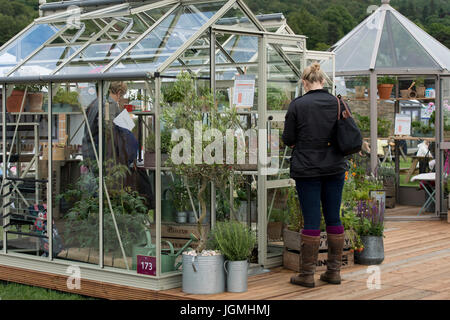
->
[0,0,335,292]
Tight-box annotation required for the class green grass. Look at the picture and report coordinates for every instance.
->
[0,281,96,300]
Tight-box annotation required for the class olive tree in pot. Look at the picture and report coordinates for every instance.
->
[209,220,256,293]
[163,73,243,294]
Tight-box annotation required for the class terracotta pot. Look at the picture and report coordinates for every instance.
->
[355,86,366,99]
[377,84,394,100]
[27,92,44,112]
[400,89,410,98]
[416,86,426,98]
[6,90,26,112]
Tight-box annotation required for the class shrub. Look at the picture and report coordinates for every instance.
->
[210,221,256,261]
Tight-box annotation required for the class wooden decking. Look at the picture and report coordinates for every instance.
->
[162,218,450,300]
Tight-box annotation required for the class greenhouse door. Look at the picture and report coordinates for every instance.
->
[437,76,450,222]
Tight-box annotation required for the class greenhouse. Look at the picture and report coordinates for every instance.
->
[323,0,450,219]
[0,0,336,293]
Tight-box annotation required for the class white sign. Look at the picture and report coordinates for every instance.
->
[394,114,411,136]
[113,109,135,131]
[233,75,255,108]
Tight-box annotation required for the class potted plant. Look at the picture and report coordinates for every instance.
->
[6,85,27,113]
[354,76,368,99]
[163,72,243,294]
[354,202,385,265]
[376,163,396,208]
[209,220,256,293]
[268,208,288,241]
[377,76,396,100]
[415,76,426,98]
[51,88,80,112]
[26,84,44,112]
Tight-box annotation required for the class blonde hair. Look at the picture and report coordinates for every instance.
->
[302,63,326,84]
[110,81,127,96]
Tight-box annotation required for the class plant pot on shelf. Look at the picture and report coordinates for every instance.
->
[354,235,384,265]
[6,90,26,112]
[182,253,225,294]
[416,87,426,98]
[377,84,394,100]
[355,86,366,99]
[224,260,248,293]
[176,211,187,224]
[26,92,44,112]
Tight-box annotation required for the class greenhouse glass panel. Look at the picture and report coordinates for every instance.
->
[217,35,258,63]
[0,24,60,76]
[391,10,449,70]
[214,3,259,31]
[108,2,226,74]
[333,10,381,72]
[56,41,132,75]
[11,45,80,77]
[376,11,439,69]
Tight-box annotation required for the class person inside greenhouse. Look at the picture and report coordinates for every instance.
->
[81,81,138,166]
[282,63,347,288]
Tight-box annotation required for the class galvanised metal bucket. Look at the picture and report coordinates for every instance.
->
[355,236,384,265]
[182,254,225,294]
[224,260,248,293]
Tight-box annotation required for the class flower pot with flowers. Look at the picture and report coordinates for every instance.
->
[162,72,244,294]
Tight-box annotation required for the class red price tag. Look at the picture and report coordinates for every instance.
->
[137,255,156,276]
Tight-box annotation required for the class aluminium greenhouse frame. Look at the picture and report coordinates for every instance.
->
[0,0,334,292]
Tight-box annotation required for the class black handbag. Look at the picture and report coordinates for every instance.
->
[335,96,363,156]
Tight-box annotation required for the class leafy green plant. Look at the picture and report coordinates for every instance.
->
[209,221,256,261]
[57,159,151,255]
[377,118,391,137]
[415,76,425,87]
[340,209,363,251]
[354,76,368,87]
[287,187,303,232]
[53,88,80,106]
[378,76,396,85]
[269,208,289,224]
[15,84,43,92]
[267,86,289,110]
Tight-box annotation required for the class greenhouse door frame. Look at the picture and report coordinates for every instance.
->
[437,74,450,222]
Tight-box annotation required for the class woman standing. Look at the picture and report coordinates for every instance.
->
[282,63,347,288]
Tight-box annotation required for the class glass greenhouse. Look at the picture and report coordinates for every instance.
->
[0,0,335,291]
[325,0,450,219]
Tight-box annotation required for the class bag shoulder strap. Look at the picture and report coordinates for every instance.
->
[336,95,352,120]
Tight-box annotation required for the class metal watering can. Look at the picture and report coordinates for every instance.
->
[131,230,197,273]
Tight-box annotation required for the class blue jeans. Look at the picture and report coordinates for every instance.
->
[294,172,345,230]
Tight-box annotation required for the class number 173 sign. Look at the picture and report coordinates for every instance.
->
[137,255,156,276]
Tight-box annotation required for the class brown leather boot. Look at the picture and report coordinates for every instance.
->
[320,233,345,284]
[290,234,320,288]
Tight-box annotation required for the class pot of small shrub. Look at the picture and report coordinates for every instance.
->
[210,220,256,293]
[6,85,27,113]
[354,200,385,265]
[144,132,156,168]
[26,85,44,112]
[377,76,396,100]
[354,76,368,99]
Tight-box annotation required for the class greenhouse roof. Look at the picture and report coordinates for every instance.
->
[0,0,305,83]
[330,0,450,74]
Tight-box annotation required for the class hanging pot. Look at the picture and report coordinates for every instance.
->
[377,84,394,100]
[161,189,175,222]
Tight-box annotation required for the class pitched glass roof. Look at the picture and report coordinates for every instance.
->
[331,1,450,73]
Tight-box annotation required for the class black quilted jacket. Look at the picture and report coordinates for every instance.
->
[282,88,347,178]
